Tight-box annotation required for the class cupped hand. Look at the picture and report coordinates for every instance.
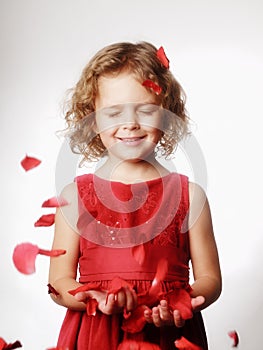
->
[144,296,205,328]
[74,287,137,315]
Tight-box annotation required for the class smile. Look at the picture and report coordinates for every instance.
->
[118,136,145,146]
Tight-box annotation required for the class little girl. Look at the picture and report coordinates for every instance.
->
[49,42,221,350]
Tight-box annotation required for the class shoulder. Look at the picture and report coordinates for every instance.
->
[188,181,207,203]
[188,182,211,229]
[59,181,78,202]
[58,182,79,232]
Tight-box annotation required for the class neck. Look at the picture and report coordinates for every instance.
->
[95,156,170,184]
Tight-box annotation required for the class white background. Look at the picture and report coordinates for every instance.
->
[1,0,263,349]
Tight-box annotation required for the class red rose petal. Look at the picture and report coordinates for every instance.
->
[142,80,162,95]
[12,243,66,275]
[12,243,39,274]
[156,46,170,69]
[34,213,55,227]
[0,338,22,350]
[20,155,41,171]
[174,336,203,349]
[46,348,68,350]
[122,305,149,333]
[132,244,145,265]
[166,289,192,320]
[149,258,168,297]
[42,196,69,208]
[108,276,134,295]
[228,330,239,347]
[118,340,161,350]
[0,338,5,350]
[47,283,60,296]
[86,298,98,316]
[38,248,66,257]
[152,258,168,286]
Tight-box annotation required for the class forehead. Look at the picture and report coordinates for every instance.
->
[95,71,158,110]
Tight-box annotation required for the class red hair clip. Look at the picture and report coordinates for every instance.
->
[142,80,162,95]
[156,46,170,69]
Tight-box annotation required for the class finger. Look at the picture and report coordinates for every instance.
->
[191,296,205,311]
[103,293,117,314]
[125,288,137,311]
[173,310,185,328]
[159,300,172,321]
[144,308,153,323]
[74,292,87,302]
[152,307,162,327]
[115,290,126,308]
[106,293,115,308]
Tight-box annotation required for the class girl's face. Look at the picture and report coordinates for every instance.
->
[94,71,163,163]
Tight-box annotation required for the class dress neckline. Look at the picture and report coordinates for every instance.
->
[92,172,175,186]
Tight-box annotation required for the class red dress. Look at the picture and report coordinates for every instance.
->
[57,173,208,350]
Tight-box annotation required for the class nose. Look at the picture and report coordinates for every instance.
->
[121,106,140,130]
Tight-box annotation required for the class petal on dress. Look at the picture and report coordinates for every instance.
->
[132,244,145,266]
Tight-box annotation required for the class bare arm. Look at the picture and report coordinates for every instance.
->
[48,182,86,311]
[188,182,222,310]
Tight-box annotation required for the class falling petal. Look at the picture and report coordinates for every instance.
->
[174,336,203,349]
[118,340,161,350]
[156,46,170,69]
[132,244,145,265]
[228,330,239,347]
[165,289,192,320]
[152,259,168,286]
[47,283,60,296]
[148,258,168,298]
[86,298,98,316]
[20,154,41,171]
[68,282,102,296]
[137,259,168,307]
[107,276,134,296]
[38,248,66,257]
[12,243,66,275]
[34,213,55,227]
[12,243,39,274]
[0,338,22,350]
[122,305,150,333]
[42,196,69,208]
[142,80,162,95]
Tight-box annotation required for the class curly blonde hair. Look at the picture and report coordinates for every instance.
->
[64,41,189,162]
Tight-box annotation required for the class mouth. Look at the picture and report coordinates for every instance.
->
[117,136,145,145]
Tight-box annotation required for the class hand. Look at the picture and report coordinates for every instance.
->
[74,287,137,315]
[144,296,205,328]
